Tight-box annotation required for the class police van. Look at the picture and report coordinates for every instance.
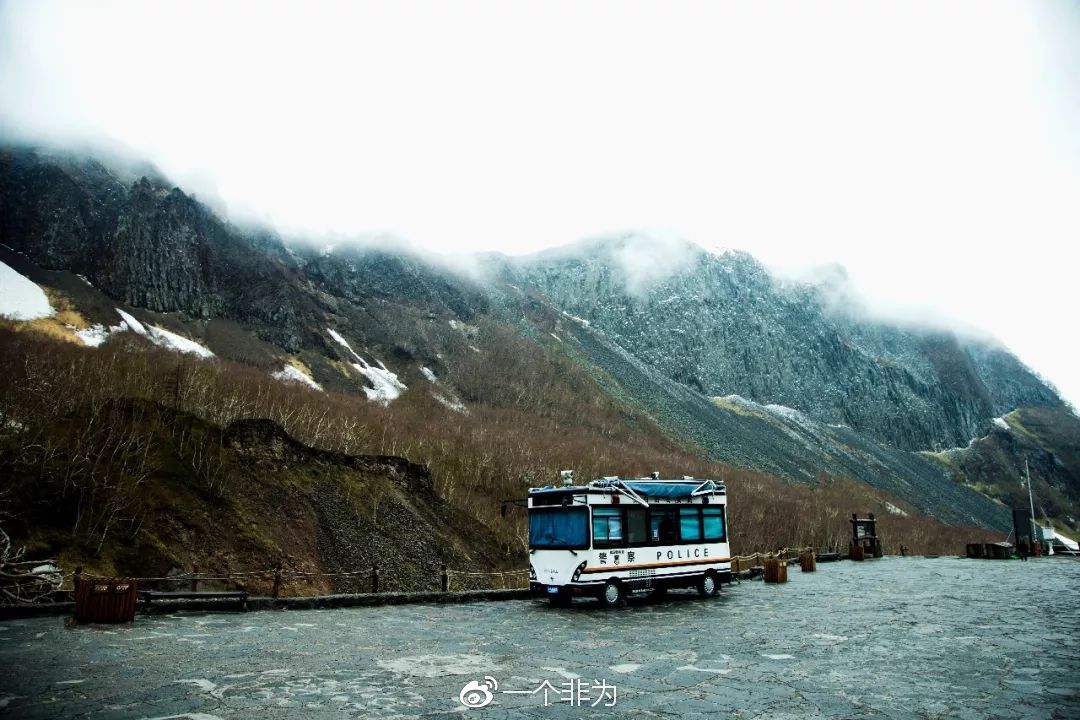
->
[527,472,731,607]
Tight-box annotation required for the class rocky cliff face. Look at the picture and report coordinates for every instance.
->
[1,147,315,347]
[496,234,1060,452]
[0,145,486,360]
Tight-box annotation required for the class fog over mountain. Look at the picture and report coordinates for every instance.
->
[1,0,1079,408]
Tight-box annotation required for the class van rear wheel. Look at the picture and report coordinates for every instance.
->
[697,571,718,598]
[601,580,625,608]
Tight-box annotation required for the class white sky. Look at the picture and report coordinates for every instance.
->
[1,0,1078,407]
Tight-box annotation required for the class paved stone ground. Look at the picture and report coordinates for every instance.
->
[1,557,1078,719]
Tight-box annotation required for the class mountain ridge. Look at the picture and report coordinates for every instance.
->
[1,142,1076,537]
[496,234,1061,451]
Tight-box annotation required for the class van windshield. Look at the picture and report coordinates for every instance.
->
[529,507,589,549]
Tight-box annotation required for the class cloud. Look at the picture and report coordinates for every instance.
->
[0,0,1078,406]
[611,232,703,297]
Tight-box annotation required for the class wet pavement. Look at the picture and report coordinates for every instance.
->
[1,556,1078,719]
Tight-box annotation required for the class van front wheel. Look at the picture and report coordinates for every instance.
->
[601,580,625,608]
[697,571,718,598]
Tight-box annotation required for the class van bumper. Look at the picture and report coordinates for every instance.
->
[530,582,604,599]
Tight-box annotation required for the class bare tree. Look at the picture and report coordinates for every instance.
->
[0,524,62,605]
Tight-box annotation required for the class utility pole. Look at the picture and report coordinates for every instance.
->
[1025,458,1038,550]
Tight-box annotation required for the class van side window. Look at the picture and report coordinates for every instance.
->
[679,507,702,542]
[626,508,648,544]
[593,507,624,548]
[703,507,726,541]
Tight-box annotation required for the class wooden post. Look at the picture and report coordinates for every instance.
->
[763,557,788,583]
[441,564,449,592]
[74,566,83,594]
[272,562,283,599]
[191,563,199,593]
[371,565,380,594]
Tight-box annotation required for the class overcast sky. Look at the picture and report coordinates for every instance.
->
[1,0,1078,407]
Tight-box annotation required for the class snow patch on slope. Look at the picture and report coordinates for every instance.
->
[115,308,148,335]
[114,308,214,357]
[327,328,357,356]
[328,327,407,403]
[419,365,467,412]
[147,324,214,358]
[75,324,111,347]
[561,310,591,327]
[0,261,54,321]
[992,417,1009,431]
[272,364,323,391]
[351,361,406,404]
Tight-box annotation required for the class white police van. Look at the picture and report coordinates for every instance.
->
[527,472,731,607]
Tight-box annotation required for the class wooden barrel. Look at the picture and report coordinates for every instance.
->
[763,558,788,583]
[799,551,816,572]
[74,577,139,623]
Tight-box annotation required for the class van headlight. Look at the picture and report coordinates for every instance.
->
[571,561,586,582]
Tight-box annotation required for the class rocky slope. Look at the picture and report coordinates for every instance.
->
[4,398,502,592]
[507,302,1011,529]
[494,234,1061,452]
[928,406,1080,529]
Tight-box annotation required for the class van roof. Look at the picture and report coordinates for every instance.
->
[529,477,725,499]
